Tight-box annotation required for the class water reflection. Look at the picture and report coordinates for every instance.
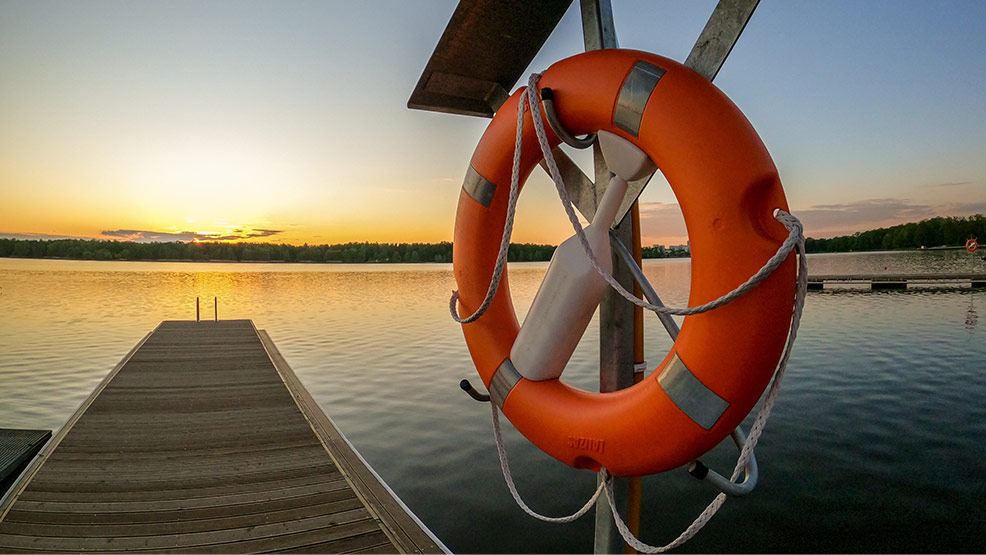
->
[1,251,985,553]
[806,248,985,275]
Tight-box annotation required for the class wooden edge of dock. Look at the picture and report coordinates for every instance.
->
[807,273,986,289]
[0,327,156,521]
[257,328,450,555]
[0,429,52,497]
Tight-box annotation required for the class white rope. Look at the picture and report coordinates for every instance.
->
[488,233,806,551]
[489,234,806,551]
[476,71,810,552]
[524,72,802,317]
[450,73,804,325]
[448,84,533,323]
[603,467,727,554]
[602,238,808,553]
[491,402,606,523]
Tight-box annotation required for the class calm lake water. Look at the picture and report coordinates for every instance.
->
[1,250,984,553]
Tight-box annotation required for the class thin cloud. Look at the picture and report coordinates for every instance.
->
[100,228,283,243]
[609,197,983,244]
[936,200,986,216]
[637,202,687,246]
[0,232,86,241]
[806,198,929,213]
[101,230,198,242]
[796,197,986,238]
[927,181,972,188]
[797,198,932,238]
[245,229,282,238]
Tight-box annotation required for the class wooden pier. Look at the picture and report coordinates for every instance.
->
[808,273,986,290]
[0,320,446,554]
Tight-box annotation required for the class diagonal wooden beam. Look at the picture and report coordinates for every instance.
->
[546,0,760,225]
[544,152,652,228]
[538,149,596,219]
[684,0,761,81]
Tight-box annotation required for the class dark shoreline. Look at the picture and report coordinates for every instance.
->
[1,248,967,265]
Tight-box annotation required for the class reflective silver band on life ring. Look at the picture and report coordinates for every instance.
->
[657,353,729,430]
[462,165,497,208]
[613,60,666,138]
[490,358,522,409]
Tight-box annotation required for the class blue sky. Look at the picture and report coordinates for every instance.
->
[1,0,984,246]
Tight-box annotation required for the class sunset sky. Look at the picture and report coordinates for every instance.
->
[2,0,984,247]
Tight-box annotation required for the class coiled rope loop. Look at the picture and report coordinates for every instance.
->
[448,80,535,324]
[491,232,806,551]
[465,71,808,552]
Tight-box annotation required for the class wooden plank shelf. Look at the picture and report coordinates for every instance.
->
[0,320,446,554]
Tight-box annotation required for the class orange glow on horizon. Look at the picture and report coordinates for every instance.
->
[0,207,696,249]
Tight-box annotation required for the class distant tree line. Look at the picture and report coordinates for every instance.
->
[0,237,698,264]
[641,244,691,258]
[11,213,976,264]
[0,238,549,263]
[805,214,984,253]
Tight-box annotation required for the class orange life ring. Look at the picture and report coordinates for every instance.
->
[967,238,978,252]
[453,49,796,477]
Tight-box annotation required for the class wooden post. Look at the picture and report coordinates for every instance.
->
[624,204,644,554]
[196,297,200,322]
[580,1,632,553]
[584,2,762,550]
[594,156,635,555]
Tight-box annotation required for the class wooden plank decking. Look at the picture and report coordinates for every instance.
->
[0,320,446,554]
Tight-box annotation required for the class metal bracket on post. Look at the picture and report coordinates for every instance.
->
[688,427,759,496]
[459,379,491,402]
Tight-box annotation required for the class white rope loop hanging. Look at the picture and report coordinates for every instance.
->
[491,402,606,523]
[600,237,807,553]
[471,71,809,552]
[449,83,534,324]
[489,232,806,551]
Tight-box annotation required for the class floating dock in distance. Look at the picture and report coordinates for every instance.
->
[808,273,986,290]
[0,320,446,554]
